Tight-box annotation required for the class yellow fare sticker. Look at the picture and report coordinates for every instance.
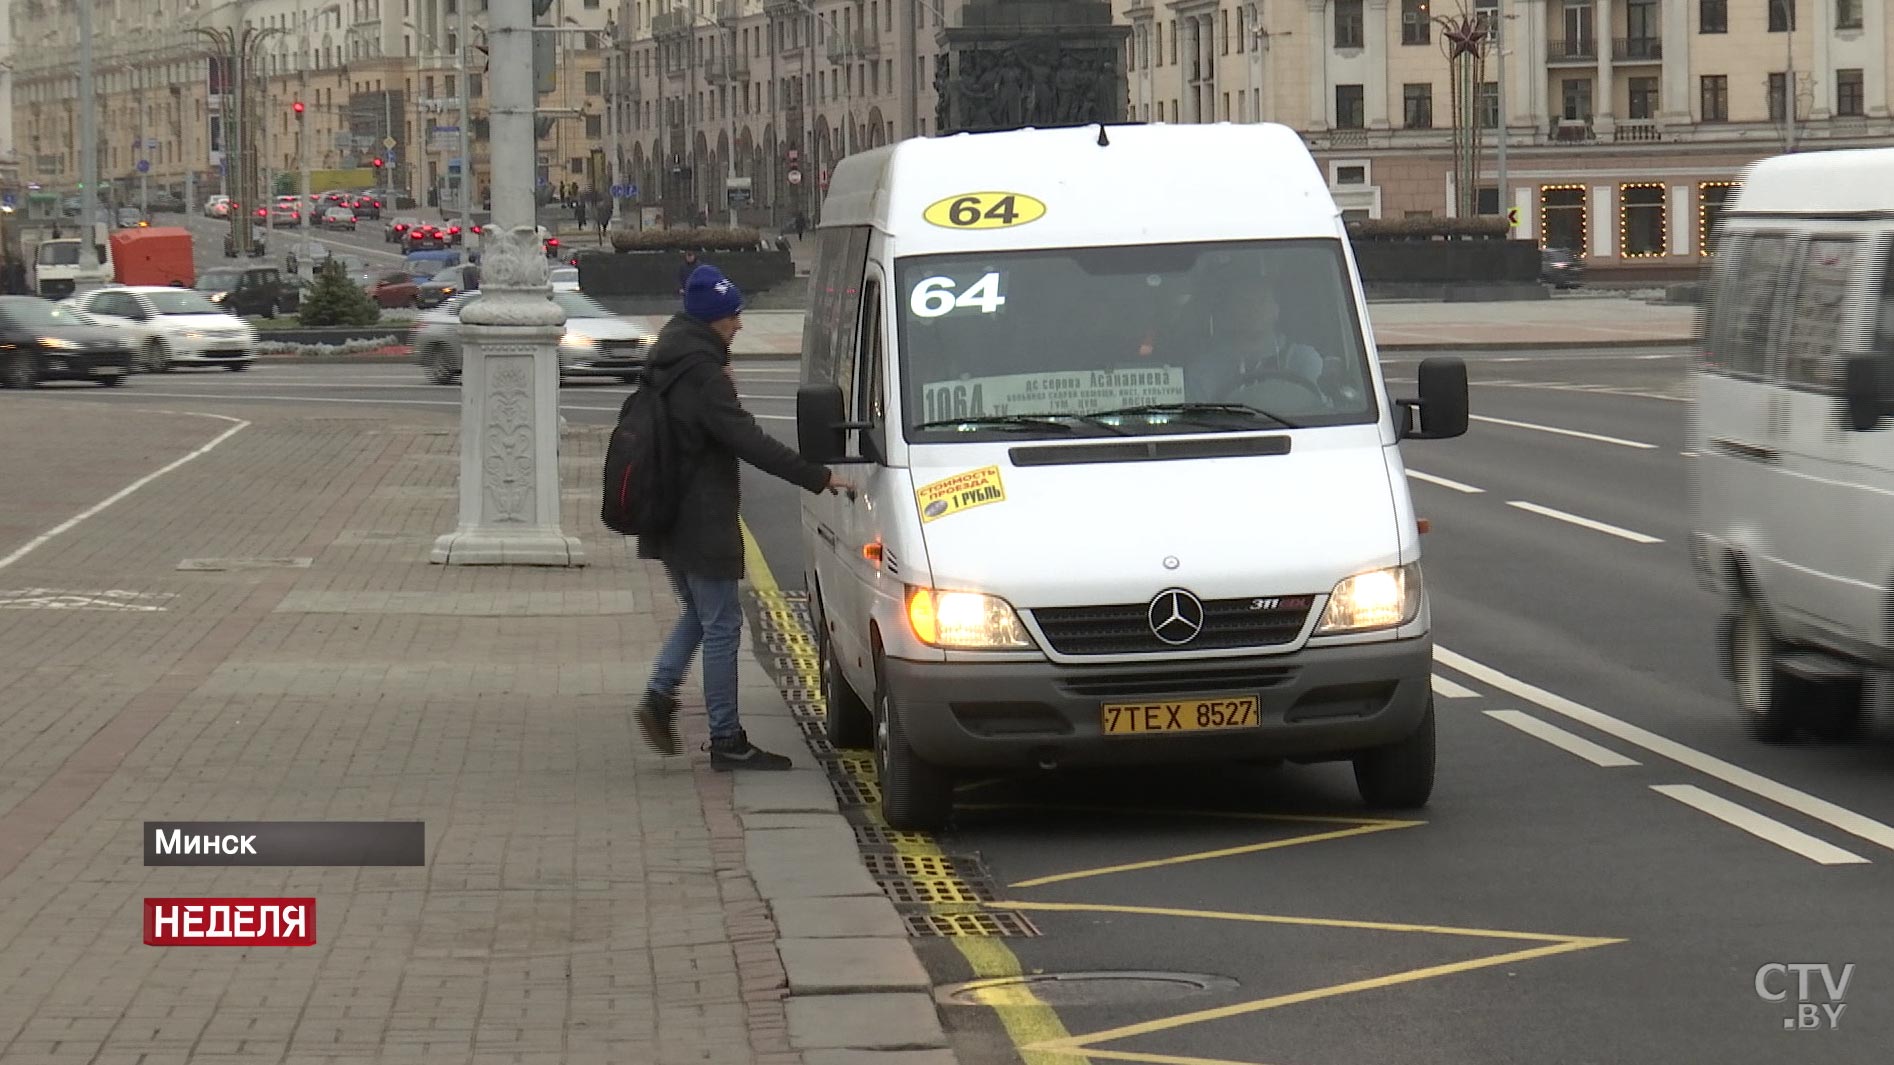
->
[923,192,1047,230]
[916,465,1007,523]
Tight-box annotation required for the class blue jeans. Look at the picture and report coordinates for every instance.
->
[648,567,743,741]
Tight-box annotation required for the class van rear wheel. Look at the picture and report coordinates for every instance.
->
[1354,698,1435,809]
[874,656,953,831]
[820,623,873,749]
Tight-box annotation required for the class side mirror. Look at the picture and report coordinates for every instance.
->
[1395,357,1469,440]
[797,384,876,464]
[1842,354,1894,432]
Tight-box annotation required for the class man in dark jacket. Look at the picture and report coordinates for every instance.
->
[675,250,700,295]
[637,264,849,768]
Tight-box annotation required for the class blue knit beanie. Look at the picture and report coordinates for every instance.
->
[683,264,744,322]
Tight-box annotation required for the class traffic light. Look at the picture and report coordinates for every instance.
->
[371,157,384,169]
[292,101,305,117]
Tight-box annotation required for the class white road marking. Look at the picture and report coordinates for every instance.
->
[1651,784,1870,866]
[1506,500,1664,544]
[170,378,794,401]
[0,412,250,573]
[1432,675,1480,699]
[1406,470,1484,494]
[88,390,798,420]
[1471,414,1658,449]
[1680,451,1697,458]
[1484,710,1639,767]
[1437,645,1894,858]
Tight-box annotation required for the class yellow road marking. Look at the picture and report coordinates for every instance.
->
[1029,1050,1285,1065]
[1008,821,1415,889]
[960,801,1425,827]
[742,521,1085,1064]
[998,900,1606,943]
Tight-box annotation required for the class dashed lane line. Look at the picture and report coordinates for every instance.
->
[1406,469,1484,494]
[1651,785,1870,866]
[1505,500,1664,544]
[1438,645,1894,859]
[1484,710,1640,768]
[1432,674,1480,699]
[1470,414,1658,450]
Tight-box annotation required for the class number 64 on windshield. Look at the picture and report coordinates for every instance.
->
[910,272,1005,318]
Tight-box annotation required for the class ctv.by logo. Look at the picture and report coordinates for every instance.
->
[1756,963,1853,1030]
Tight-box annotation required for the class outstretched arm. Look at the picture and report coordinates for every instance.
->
[693,368,833,494]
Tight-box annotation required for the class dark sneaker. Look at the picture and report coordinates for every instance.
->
[707,731,793,771]
[638,689,681,756]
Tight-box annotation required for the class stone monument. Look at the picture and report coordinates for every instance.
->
[934,0,1131,135]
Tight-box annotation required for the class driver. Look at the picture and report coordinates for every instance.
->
[1201,285,1325,396]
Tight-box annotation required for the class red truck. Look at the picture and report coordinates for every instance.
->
[108,227,195,288]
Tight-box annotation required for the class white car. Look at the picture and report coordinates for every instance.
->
[411,290,652,385]
[549,266,579,292]
[70,285,259,372]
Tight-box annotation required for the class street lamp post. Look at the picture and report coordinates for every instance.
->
[76,0,100,288]
[457,0,471,234]
[431,0,580,568]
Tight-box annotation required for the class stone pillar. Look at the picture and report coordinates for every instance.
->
[1592,0,1613,135]
[1366,0,1390,129]
[431,5,582,569]
[1659,0,1690,125]
[1307,0,1328,128]
[935,0,1132,134]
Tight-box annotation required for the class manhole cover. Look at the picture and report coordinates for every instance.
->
[937,971,1237,1007]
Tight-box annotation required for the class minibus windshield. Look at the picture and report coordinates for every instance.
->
[894,239,1377,441]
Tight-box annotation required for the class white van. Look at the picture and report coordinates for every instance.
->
[1690,146,1894,743]
[793,123,1468,829]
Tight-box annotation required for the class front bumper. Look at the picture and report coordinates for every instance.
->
[39,348,133,379]
[884,636,1435,771]
[559,344,646,378]
[171,337,257,363]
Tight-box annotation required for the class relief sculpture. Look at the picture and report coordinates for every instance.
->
[482,358,536,524]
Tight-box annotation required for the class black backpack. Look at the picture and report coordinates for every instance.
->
[600,372,684,536]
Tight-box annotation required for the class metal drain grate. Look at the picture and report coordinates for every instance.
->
[830,777,880,806]
[904,911,1042,938]
[761,609,812,628]
[877,877,997,906]
[763,632,818,652]
[833,754,877,780]
[853,824,938,849]
[773,656,820,675]
[860,851,986,881]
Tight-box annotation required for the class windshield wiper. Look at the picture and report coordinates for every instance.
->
[914,414,1077,433]
[1087,402,1300,430]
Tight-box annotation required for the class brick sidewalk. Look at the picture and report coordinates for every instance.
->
[0,397,949,1064]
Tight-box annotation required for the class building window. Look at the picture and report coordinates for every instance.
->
[585,115,602,137]
[1401,0,1430,44]
[1336,165,1368,184]
[1403,83,1433,128]
[585,71,602,94]
[1477,187,1500,215]
[1336,84,1365,128]
[1699,182,1737,256]
[1628,77,1658,119]
[1621,183,1666,258]
[1768,0,1793,32]
[1220,9,1229,53]
[569,157,585,174]
[1541,185,1587,253]
[1477,81,1498,128]
[1767,72,1788,122]
[1836,0,1862,28]
[1171,20,1178,63]
[1335,0,1364,48]
[1837,69,1864,116]
[1700,75,1728,121]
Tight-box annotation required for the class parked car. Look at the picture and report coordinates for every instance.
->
[366,272,419,308]
[415,263,480,309]
[321,205,358,230]
[412,290,653,385]
[0,295,135,388]
[70,285,259,372]
[195,265,299,318]
[1540,246,1584,289]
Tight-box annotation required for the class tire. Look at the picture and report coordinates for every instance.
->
[1730,596,1803,743]
[820,616,874,750]
[261,301,277,320]
[97,372,124,387]
[3,349,38,389]
[143,341,170,374]
[873,654,954,831]
[226,362,249,372]
[424,345,457,385]
[1354,698,1436,809]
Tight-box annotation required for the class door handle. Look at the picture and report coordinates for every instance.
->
[816,525,839,548]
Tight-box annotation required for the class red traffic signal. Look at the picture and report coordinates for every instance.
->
[292,101,305,115]
[371,157,384,168]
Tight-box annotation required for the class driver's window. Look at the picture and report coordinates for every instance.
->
[851,278,881,423]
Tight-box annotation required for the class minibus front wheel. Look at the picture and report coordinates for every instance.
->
[1353,698,1435,809]
[873,654,954,831]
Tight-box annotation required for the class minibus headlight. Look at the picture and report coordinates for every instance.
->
[1315,563,1422,634]
[905,586,1032,650]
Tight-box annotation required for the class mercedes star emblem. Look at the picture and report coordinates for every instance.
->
[1147,588,1206,646]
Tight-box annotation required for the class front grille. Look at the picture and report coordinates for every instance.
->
[1031,595,1315,655]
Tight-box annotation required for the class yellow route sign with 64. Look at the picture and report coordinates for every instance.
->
[924,191,1046,230]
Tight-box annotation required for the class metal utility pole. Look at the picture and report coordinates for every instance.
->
[77,0,100,282]
[431,0,580,568]
[1783,16,1797,152]
[457,0,471,233]
[1495,0,1507,228]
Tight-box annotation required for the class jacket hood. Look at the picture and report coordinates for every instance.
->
[644,313,728,389]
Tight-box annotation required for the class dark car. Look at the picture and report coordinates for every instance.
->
[386,217,420,244]
[350,194,384,220]
[415,264,481,309]
[403,224,447,251]
[196,266,299,317]
[1541,246,1584,289]
[0,296,134,388]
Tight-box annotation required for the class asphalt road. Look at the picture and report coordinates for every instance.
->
[14,348,1893,1065]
